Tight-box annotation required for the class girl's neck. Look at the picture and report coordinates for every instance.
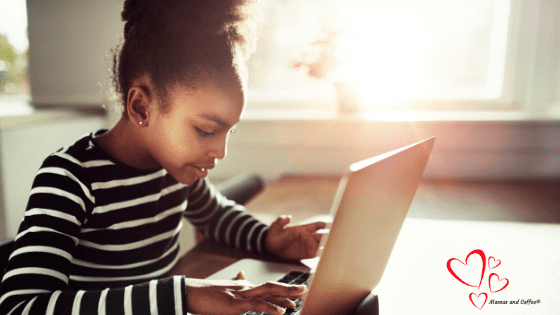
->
[94,118,161,170]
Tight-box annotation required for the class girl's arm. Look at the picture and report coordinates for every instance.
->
[183,178,269,254]
[0,154,187,315]
[183,178,326,260]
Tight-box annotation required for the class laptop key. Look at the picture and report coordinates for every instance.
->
[295,273,310,284]
[278,271,304,284]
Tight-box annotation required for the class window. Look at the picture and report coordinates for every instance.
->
[0,0,29,98]
[246,0,523,111]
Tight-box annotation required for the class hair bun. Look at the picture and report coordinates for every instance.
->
[122,0,259,38]
[122,0,161,38]
[113,0,261,109]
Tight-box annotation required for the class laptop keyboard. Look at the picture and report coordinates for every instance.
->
[244,271,311,315]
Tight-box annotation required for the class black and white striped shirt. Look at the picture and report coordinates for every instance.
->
[0,130,269,314]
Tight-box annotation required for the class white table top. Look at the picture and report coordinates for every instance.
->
[374,218,560,314]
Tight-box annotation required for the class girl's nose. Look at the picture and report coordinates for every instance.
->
[211,137,228,160]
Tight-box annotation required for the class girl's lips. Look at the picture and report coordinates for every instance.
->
[190,164,214,178]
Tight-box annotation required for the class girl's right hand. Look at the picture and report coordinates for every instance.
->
[185,271,306,315]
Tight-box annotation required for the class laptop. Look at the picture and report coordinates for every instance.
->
[207,137,436,315]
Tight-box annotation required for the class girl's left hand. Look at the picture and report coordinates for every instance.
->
[265,215,327,260]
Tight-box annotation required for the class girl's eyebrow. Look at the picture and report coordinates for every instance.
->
[197,114,231,128]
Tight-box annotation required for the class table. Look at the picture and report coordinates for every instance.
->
[374,218,560,314]
[169,176,560,314]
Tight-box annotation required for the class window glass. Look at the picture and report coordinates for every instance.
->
[247,0,511,110]
[0,0,29,98]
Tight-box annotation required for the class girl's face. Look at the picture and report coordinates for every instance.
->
[144,80,244,185]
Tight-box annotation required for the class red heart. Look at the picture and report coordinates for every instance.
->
[469,292,488,310]
[489,273,509,293]
[447,249,486,288]
[488,256,501,269]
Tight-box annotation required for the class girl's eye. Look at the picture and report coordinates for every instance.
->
[196,127,215,137]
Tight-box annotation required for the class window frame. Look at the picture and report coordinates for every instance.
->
[245,0,559,114]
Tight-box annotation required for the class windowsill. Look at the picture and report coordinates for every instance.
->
[241,108,560,123]
[216,106,560,181]
[0,95,34,117]
[0,98,106,130]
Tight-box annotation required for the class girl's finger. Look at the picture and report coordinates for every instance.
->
[232,270,245,280]
[266,296,297,309]
[304,221,327,232]
[305,233,321,257]
[269,216,291,236]
[313,231,324,243]
[238,282,306,299]
[274,215,292,227]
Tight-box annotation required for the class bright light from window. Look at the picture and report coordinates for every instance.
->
[0,0,30,97]
[337,0,511,107]
[0,0,29,53]
[247,0,512,111]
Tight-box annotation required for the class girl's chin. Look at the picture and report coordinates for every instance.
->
[180,176,198,185]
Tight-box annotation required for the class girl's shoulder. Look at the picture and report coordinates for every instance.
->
[44,130,110,169]
[43,129,166,181]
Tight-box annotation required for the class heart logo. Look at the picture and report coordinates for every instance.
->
[447,249,486,288]
[488,256,501,269]
[489,273,509,293]
[469,292,488,310]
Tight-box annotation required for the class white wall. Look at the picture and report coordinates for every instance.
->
[26,0,124,105]
[206,111,560,182]
[513,0,560,111]
[0,114,105,239]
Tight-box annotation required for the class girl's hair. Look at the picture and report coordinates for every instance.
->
[113,0,260,113]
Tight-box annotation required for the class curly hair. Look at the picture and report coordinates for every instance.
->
[113,0,261,113]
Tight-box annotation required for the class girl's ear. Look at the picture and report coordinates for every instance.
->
[126,83,153,126]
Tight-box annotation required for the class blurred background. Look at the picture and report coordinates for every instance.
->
[0,0,559,239]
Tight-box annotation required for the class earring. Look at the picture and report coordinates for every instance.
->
[139,121,143,125]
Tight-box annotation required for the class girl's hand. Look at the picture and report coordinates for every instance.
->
[265,215,327,260]
[185,271,306,315]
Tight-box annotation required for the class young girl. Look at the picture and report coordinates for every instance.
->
[0,0,326,314]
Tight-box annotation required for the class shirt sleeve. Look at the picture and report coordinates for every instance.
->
[183,178,269,254]
[0,154,188,315]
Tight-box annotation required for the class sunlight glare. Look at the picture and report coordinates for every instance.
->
[330,0,508,109]
[0,0,29,53]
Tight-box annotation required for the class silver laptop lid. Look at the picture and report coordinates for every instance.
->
[301,137,435,315]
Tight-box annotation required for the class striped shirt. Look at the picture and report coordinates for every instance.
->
[0,130,269,315]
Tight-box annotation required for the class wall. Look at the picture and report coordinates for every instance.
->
[0,112,105,239]
[208,111,560,182]
[26,0,123,105]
